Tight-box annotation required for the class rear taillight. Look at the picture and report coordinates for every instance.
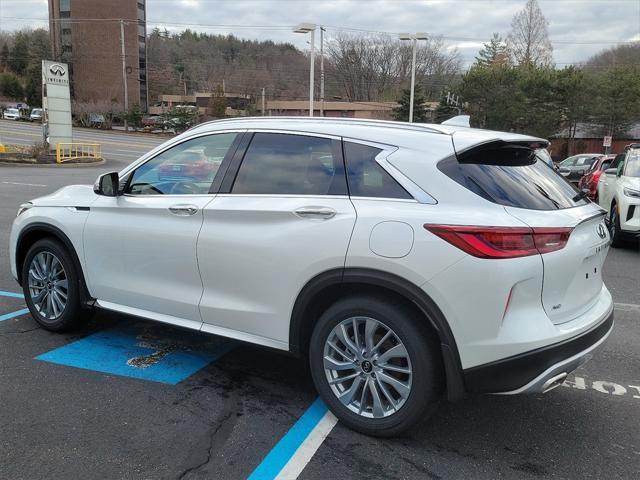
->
[424,225,573,259]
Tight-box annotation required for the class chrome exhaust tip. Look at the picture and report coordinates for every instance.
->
[542,372,567,393]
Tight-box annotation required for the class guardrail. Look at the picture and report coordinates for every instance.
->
[56,143,101,164]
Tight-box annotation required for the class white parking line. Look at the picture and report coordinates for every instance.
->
[2,181,48,187]
[614,302,640,313]
[275,411,338,480]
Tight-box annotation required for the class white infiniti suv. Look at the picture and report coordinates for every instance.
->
[597,145,640,246]
[10,118,614,436]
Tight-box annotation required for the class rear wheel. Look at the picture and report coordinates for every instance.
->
[609,204,623,248]
[309,296,442,437]
[21,238,83,332]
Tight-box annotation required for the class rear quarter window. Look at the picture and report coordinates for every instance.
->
[438,144,589,210]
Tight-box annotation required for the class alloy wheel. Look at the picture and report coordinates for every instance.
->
[28,251,68,321]
[323,316,413,418]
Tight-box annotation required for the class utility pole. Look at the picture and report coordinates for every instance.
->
[309,28,315,117]
[399,33,428,123]
[120,20,129,132]
[409,37,417,123]
[261,87,265,116]
[320,26,325,117]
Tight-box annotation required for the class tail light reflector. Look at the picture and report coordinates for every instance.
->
[424,225,573,259]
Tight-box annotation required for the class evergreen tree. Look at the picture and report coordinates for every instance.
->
[0,43,9,70]
[207,84,227,118]
[433,93,461,123]
[392,86,429,122]
[24,63,42,107]
[0,72,24,99]
[475,33,509,67]
[9,32,30,75]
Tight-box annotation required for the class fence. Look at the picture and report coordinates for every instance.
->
[56,143,101,164]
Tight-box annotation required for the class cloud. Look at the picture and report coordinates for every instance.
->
[1,0,638,66]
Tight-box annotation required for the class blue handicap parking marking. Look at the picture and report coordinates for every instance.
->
[0,290,24,299]
[0,308,30,322]
[36,322,234,384]
[0,291,29,322]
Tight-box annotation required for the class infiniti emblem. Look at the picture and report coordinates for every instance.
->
[49,64,66,76]
[596,223,607,239]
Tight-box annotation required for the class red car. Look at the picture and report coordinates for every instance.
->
[578,154,622,201]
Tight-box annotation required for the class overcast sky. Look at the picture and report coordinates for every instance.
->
[0,0,638,66]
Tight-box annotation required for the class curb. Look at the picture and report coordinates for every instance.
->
[0,158,107,168]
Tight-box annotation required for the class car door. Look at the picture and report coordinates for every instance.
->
[599,154,625,209]
[197,132,356,349]
[83,132,241,328]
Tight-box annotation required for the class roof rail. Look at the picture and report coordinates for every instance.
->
[188,116,448,135]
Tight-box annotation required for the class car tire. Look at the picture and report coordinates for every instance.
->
[21,238,84,332]
[609,204,623,248]
[309,295,443,437]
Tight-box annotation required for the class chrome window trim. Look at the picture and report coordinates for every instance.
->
[342,137,438,205]
[119,129,247,178]
[216,194,350,200]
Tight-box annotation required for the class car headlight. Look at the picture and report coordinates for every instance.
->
[16,202,33,217]
[623,187,640,199]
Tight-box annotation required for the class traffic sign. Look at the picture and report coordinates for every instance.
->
[603,136,612,147]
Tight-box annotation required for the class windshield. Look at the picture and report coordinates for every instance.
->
[535,148,553,167]
[625,152,640,177]
[439,145,589,210]
[7,108,18,114]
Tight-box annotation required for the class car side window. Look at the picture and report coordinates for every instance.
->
[125,133,237,195]
[231,133,347,195]
[343,142,412,199]
[601,161,612,171]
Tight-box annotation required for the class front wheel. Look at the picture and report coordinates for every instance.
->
[609,205,623,248]
[309,296,443,437]
[21,238,83,332]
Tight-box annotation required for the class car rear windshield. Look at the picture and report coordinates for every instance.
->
[438,143,589,210]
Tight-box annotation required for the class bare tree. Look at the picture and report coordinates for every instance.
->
[507,0,553,66]
[326,33,461,102]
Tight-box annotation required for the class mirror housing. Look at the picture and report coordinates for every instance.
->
[604,168,617,176]
[94,171,120,197]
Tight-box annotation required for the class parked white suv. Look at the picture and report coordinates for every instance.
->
[10,118,614,436]
[597,145,640,246]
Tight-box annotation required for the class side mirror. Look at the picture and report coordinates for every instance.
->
[94,171,120,197]
[604,168,617,176]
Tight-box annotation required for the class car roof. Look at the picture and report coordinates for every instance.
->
[186,117,548,151]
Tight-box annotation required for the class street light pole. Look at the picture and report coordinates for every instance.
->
[120,19,129,131]
[309,28,315,117]
[399,33,428,123]
[320,26,325,117]
[294,23,317,117]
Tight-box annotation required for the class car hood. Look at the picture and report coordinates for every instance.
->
[30,184,97,208]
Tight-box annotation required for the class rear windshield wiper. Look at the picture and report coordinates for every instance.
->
[572,190,589,202]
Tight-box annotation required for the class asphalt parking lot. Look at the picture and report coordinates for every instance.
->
[1,122,639,479]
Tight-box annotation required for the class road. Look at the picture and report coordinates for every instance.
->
[0,121,639,480]
[0,118,165,167]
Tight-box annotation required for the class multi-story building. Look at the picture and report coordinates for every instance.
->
[48,0,148,111]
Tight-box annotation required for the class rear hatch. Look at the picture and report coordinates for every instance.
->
[506,205,608,324]
[440,137,609,325]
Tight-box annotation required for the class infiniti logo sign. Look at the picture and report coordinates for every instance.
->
[597,223,607,239]
[49,64,66,76]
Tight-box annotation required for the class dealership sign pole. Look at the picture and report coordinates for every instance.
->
[42,60,72,152]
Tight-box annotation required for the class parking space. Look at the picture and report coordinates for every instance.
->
[1,132,639,479]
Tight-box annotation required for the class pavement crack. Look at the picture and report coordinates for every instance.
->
[175,410,235,480]
[0,327,40,336]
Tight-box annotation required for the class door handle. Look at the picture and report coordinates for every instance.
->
[294,206,337,220]
[169,204,198,216]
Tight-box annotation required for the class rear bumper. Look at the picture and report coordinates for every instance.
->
[463,309,613,394]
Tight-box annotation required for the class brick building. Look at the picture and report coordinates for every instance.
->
[48,0,148,111]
